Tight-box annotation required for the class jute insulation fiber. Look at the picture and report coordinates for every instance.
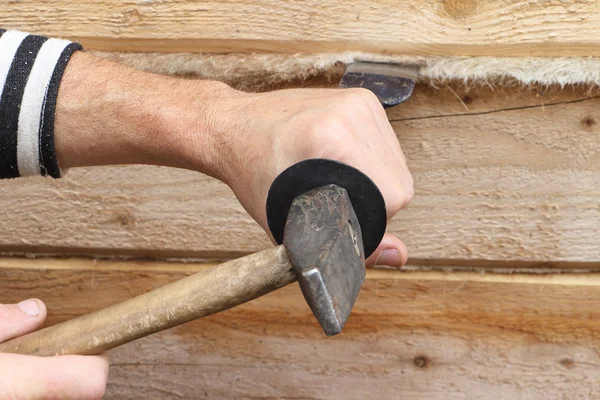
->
[95,51,600,92]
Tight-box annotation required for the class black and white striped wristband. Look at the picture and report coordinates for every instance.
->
[0,29,82,179]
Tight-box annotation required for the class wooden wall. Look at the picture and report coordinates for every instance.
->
[3,258,600,399]
[2,1,600,399]
[2,84,599,266]
[4,0,600,56]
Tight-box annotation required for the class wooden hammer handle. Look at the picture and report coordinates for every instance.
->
[0,246,295,356]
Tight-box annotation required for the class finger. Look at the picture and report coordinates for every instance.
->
[0,299,47,343]
[366,233,409,268]
[0,353,109,400]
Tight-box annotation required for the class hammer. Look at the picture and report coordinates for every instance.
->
[0,62,417,356]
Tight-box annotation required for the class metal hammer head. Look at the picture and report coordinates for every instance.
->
[339,62,418,108]
[283,184,365,336]
[266,159,387,337]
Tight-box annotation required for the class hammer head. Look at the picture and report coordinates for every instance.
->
[283,184,365,336]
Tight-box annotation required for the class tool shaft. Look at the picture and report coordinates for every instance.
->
[0,246,295,356]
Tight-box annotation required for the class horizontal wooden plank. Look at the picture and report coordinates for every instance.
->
[3,1,600,56]
[2,258,600,399]
[1,85,599,265]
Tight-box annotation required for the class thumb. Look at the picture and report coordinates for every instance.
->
[0,299,47,343]
[365,233,408,268]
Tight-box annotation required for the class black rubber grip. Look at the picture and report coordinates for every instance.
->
[266,159,387,258]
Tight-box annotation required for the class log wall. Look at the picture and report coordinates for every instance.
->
[2,2,599,398]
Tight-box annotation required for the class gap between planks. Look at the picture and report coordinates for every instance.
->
[2,257,600,286]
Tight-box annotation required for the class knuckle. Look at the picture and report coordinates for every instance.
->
[343,87,378,103]
[400,178,415,207]
[388,178,414,216]
[313,114,346,133]
[336,89,376,114]
[306,116,350,149]
[403,182,415,206]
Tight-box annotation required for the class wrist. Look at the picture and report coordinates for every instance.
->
[164,79,245,182]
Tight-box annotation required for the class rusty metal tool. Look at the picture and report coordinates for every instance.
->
[0,62,418,356]
[339,61,418,108]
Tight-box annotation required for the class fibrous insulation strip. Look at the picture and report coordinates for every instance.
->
[95,51,600,91]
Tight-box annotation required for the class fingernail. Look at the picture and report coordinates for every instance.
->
[375,249,402,267]
[18,299,40,317]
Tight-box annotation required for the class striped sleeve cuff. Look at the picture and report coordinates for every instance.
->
[0,29,82,179]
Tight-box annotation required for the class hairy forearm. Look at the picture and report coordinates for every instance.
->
[55,52,235,179]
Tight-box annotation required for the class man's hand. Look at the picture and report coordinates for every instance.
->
[190,87,414,267]
[54,53,414,267]
[0,299,109,399]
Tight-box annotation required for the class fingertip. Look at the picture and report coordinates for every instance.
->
[29,299,48,321]
[397,239,409,266]
[16,298,44,318]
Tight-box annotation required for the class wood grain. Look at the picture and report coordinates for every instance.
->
[3,1,600,56]
[2,258,600,399]
[1,85,599,266]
